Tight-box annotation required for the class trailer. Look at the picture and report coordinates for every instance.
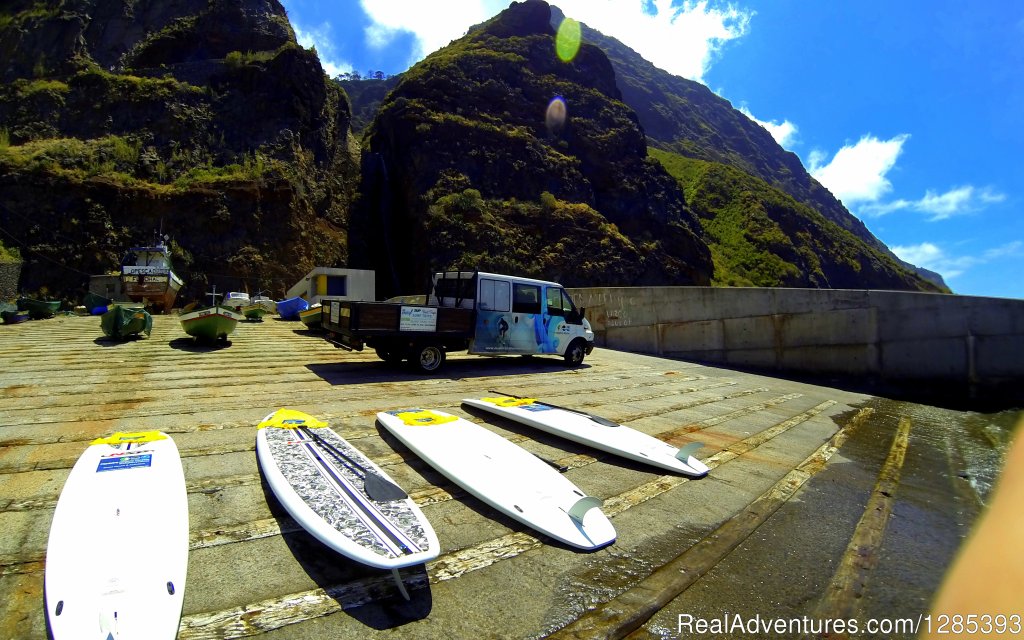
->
[321,271,595,373]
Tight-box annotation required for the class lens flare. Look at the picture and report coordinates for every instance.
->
[546,96,567,134]
[555,17,582,63]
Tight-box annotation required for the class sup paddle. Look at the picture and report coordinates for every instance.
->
[298,426,409,502]
[488,390,621,427]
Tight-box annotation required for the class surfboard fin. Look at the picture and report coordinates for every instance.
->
[675,442,704,462]
[391,568,411,601]
[567,496,604,524]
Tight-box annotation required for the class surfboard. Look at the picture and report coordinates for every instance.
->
[462,395,710,477]
[44,431,189,640]
[376,408,616,550]
[256,409,438,598]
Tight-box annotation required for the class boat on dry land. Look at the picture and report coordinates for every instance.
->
[120,236,184,312]
[100,304,152,340]
[17,296,61,319]
[179,290,242,343]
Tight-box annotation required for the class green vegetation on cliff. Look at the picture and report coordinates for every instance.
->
[0,0,359,300]
[351,0,711,295]
[650,148,947,291]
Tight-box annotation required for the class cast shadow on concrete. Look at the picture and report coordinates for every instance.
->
[93,335,147,347]
[167,336,233,352]
[256,462,434,629]
[307,356,591,385]
[679,357,1024,413]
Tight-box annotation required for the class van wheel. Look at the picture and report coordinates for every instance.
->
[563,339,586,367]
[412,344,445,373]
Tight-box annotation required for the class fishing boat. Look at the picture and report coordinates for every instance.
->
[276,296,308,321]
[240,302,268,322]
[223,291,250,312]
[251,293,276,314]
[100,304,152,340]
[17,297,61,319]
[298,303,323,329]
[1,302,28,324]
[179,289,243,343]
[83,292,113,315]
[120,235,184,312]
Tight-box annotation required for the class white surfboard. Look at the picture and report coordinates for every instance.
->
[376,408,616,550]
[462,396,710,477]
[45,431,189,640]
[256,409,438,597]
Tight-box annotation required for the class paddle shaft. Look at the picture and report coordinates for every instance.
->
[297,426,408,501]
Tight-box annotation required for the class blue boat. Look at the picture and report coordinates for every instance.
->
[276,297,309,320]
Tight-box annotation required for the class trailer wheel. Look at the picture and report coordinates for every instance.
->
[411,344,445,373]
[563,339,587,367]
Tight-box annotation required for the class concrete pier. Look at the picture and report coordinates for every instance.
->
[0,314,1013,638]
[569,287,1024,400]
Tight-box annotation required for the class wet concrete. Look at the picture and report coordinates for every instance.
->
[0,315,1018,639]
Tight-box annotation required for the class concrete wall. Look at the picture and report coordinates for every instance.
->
[567,287,1024,391]
[0,261,20,300]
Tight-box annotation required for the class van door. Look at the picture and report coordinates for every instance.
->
[471,277,514,354]
[540,286,578,354]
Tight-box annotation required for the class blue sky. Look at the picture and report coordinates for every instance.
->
[280,0,1023,299]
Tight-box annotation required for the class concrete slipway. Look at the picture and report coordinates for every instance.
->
[0,315,1016,639]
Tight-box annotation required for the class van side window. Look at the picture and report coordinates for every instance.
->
[512,284,541,314]
[545,287,570,316]
[479,278,511,312]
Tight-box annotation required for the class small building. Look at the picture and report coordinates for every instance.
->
[89,275,124,301]
[285,268,375,305]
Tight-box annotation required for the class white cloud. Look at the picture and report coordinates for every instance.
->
[892,240,1022,280]
[983,241,1023,260]
[808,134,909,205]
[739,107,797,148]
[293,22,354,77]
[860,185,1007,221]
[556,0,754,83]
[891,242,977,279]
[356,1,753,83]
[359,0,501,65]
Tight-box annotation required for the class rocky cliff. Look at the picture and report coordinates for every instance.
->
[564,7,947,291]
[0,0,359,301]
[349,0,712,296]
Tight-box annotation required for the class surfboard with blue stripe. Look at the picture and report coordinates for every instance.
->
[256,409,439,573]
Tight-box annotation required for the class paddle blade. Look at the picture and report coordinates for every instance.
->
[364,472,409,502]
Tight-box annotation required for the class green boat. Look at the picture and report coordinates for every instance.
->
[298,303,323,329]
[100,305,152,340]
[180,290,242,342]
[84,292,113,315]
[17,297,61,319]
[241,302,268,322]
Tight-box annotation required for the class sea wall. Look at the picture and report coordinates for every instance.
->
[567,287,1024,394]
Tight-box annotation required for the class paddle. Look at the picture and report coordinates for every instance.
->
[297,426,409,502]
[488,390,621,427]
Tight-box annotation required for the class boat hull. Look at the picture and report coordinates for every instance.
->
[121,269,183,311]
[101,305,152,340]
[299,305,323,329]
[241,304,268,321]
[17,297,61,319]
[179,306,242,342]
[2,310,29,324]
[277,297,308,321]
